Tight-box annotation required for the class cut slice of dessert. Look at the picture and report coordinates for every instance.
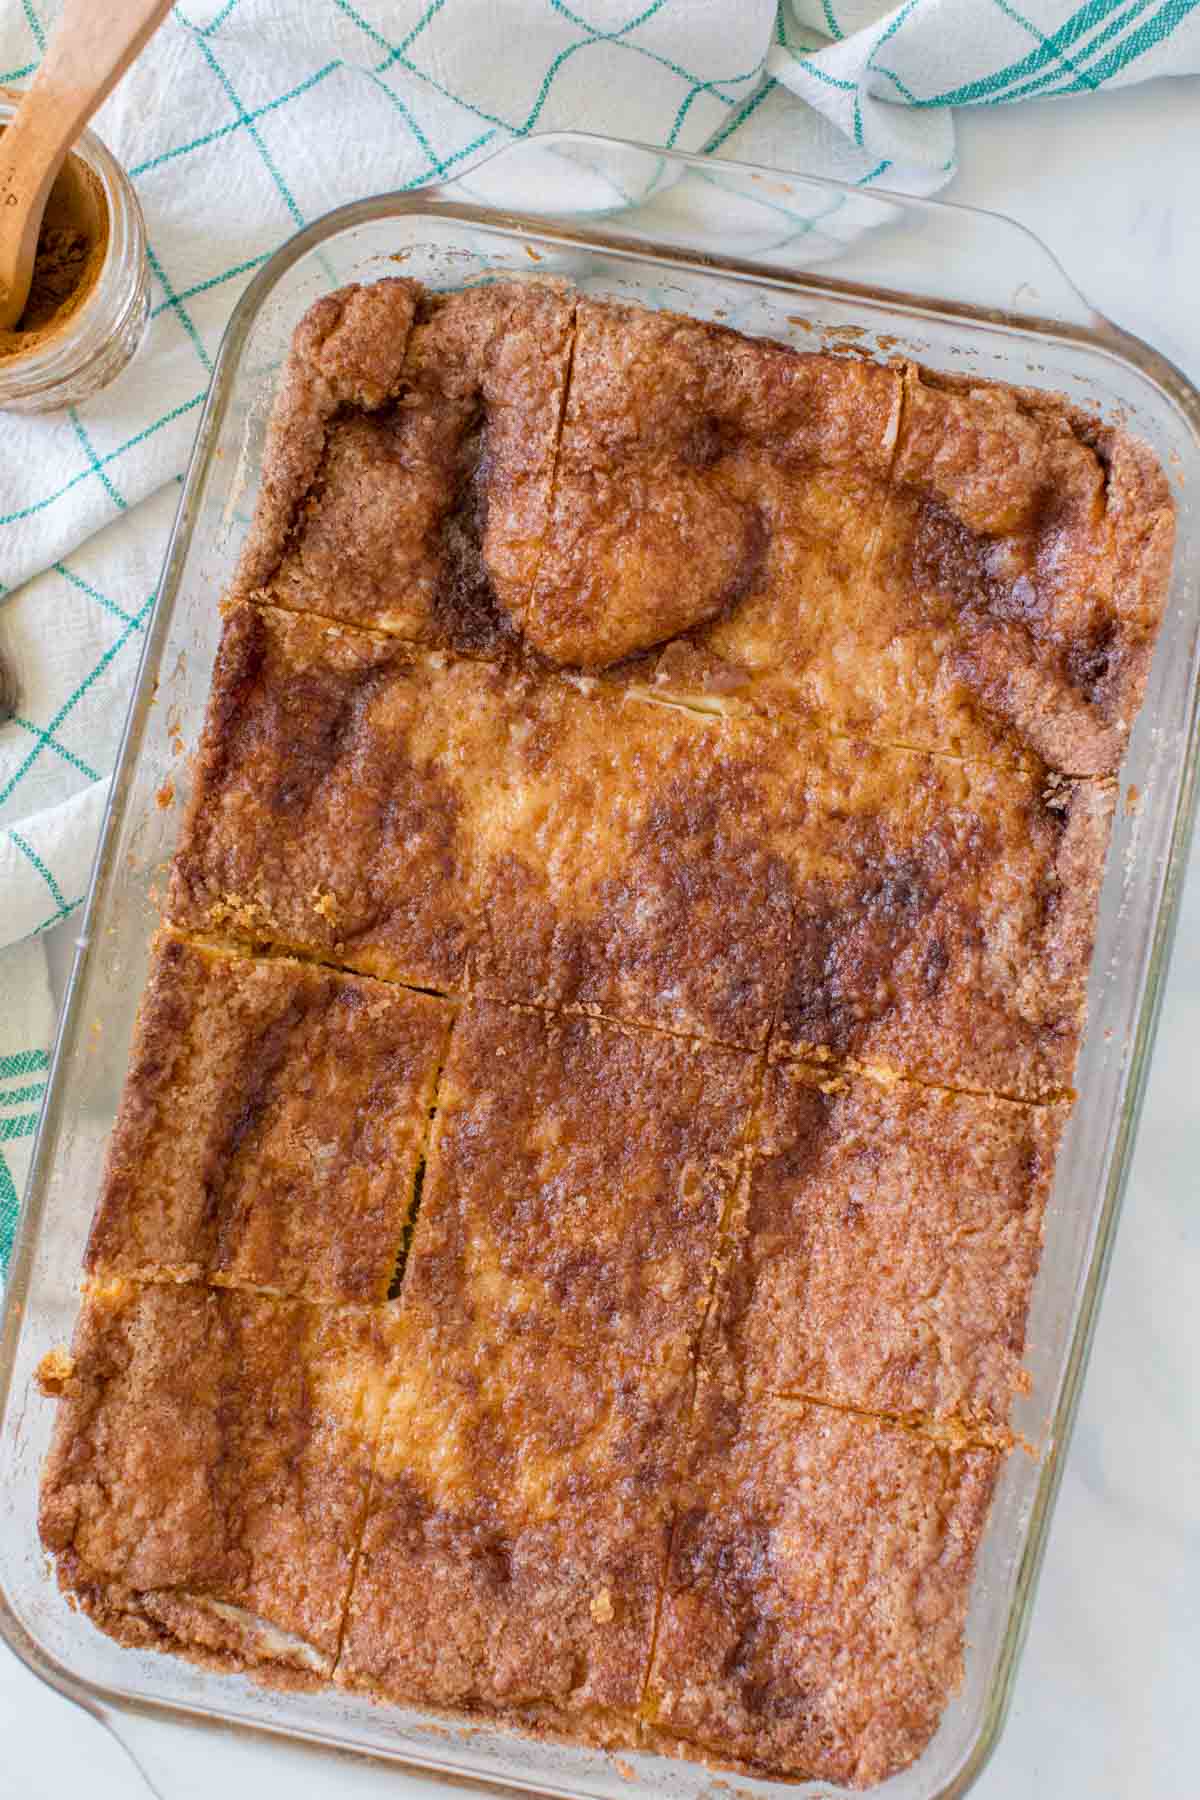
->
[762,725,1115,1101]
[236,279,576,653]
[398,998,758,1362]
[524,296,900,675]
[470,680,798,1049]
[644,1361,999,1787]
[859,366,1176,775]
[39,1280,389,1677]
[706,1058,1068,1433]
[85,932,453,1303]
[166,601,517,994]
[341,1310,682,1741]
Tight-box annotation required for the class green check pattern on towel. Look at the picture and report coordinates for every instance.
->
[2,0,1198,1275]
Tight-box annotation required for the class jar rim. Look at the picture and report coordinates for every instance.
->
[0,98,148,402]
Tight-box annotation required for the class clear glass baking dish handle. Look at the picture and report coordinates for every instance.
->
[444,129,1106,336]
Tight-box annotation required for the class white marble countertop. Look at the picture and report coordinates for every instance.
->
[2,74,1198,1800]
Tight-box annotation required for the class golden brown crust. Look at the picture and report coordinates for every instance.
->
[405,999,757,1362]
[709,1061,1067,1429]
[235,279,421,595]
[771,742,1115,1099]
[646,1377,1000,1787]
[524,299,901,670]
[339,1001,755,1723]
[471,684,796,1048]
[870,366,1177,774]
[531,305,1172,775]
[39,1281,386,1674]
[341,1321,680,1725]
[85,933,452,1302]
[239,281,575,652]
[166,602,510,991]
[42,279,1176,1784]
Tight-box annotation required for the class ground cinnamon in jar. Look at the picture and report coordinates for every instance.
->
[0,138,109,360]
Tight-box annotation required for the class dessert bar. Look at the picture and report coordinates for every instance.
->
[235,278,574,654]
[39,1280,387,1676]
[165,602,508,994]
[645,1368,999,1788]
[520,296,900,672]
[705,1060,1069,1430]
[85,933,452,1302]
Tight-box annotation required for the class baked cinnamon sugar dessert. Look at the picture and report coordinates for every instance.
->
[40,276,1174,1787]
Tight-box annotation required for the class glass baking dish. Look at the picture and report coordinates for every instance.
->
[2,133,1198,1800]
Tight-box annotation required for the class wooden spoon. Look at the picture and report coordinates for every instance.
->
[0,0,173,332]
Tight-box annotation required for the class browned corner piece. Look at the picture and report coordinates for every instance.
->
[236,278,576,657]
[39,1280,389,1677]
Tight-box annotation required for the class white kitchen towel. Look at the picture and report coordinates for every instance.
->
[2,0,1199,1269]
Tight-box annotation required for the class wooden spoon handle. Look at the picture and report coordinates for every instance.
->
[13,0,175,156]
[0,0,173,323]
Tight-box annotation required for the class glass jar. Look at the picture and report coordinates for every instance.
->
[0,98,149,414]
